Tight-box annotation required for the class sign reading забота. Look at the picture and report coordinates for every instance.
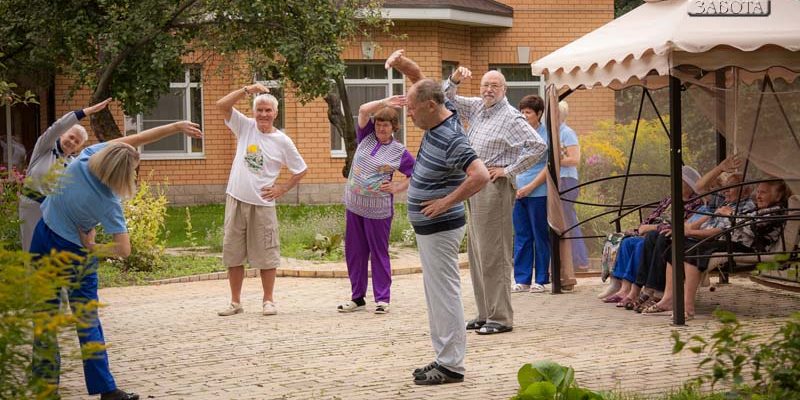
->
[689,0,770,16]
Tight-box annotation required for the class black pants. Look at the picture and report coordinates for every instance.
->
[634,230,671,292]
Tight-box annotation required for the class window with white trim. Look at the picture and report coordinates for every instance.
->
[489,64,544,110]
[134,65,204,159]
[331,62,405,157]
[442,61,459,80]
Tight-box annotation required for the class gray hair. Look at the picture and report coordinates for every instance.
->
[253,93,279,111]
[558,100,569,123]
[69,124,89,141]
[412,79,445,105]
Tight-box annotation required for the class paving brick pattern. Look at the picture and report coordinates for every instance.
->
[57,274,799,399]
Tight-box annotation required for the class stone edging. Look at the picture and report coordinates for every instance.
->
[149,261,471,285]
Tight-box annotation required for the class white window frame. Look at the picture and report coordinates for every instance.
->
[490,64,545,108]
[137,67,204,160]
[332,63,406,158]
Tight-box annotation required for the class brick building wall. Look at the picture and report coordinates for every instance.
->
[52,0,615,205]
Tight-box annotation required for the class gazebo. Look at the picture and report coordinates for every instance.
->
[531,0,800,325]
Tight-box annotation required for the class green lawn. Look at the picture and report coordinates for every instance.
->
[163,203,414,260]
[98,255,225,288]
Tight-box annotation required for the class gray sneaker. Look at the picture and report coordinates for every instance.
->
[413,365,464,385]
[217,303,243,316]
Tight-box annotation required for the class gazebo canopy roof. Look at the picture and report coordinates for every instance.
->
[531,0,800,90]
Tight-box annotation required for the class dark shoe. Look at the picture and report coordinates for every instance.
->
[466,318,486,330]
[413,364,464,385]
[412,361,438,376]
[476,322,513,335]
[100,389,139,400]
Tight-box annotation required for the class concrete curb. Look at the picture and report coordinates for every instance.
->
[149,260,471,285]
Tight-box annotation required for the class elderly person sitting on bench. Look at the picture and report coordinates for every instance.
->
[644,179,790,319]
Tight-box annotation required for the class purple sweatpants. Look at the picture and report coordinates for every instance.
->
[345,209,393,303]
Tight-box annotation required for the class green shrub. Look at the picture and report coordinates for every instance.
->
[120,180,168,272]
[184,207,199,248]
[512,360,603,400]
[204,221,224,253]
[672,310,800,399]
[0,168,24,249]
[0,246,100,399]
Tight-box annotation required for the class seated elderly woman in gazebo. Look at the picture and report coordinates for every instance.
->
[644,179,790,319]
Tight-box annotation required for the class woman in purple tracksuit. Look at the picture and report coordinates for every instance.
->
[337,95,415,314]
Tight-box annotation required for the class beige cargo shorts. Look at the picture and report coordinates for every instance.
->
[222,195,280,269]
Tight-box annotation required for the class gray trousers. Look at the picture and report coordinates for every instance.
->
[19,195,42,252]
[467,177,515,327]
[417,225,467,375]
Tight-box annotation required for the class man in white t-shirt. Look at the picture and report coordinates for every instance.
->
[216,82,308,317]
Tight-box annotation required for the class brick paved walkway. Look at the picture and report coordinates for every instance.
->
[58,271,800,399]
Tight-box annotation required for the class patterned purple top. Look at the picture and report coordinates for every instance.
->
[344,120,415,219]
[641,196,704,232]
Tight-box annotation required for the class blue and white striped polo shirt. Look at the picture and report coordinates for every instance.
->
[407,102,479,235]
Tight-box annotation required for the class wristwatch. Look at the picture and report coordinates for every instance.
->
[243,86,250,95]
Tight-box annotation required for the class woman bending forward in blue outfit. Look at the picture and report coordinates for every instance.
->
[30,120,202,400]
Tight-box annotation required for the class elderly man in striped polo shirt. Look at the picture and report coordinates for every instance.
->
[387,50,490,385]
[444,67,547,335]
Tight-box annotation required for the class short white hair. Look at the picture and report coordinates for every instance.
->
[69,124,89,142]
[252,93,279,112]
[558,100,569,124]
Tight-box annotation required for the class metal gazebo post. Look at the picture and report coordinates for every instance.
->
[547,86,562,294]
[669,75,686,326]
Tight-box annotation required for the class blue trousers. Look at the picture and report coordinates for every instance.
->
[560,177,589,268]
[512,196,550,285]
[611,236,645,283]
[30,220,117,395]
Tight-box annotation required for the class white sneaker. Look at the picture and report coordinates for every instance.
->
[511,283,531,293]
[218,302,243,316]
[530,284,547,293]
[375,302,390,314]
[262,301,277,316]
[337,299,365,313]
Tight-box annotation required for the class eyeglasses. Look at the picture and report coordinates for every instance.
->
[480,83,503,90]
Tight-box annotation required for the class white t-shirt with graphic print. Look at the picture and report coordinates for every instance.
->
[224,108,307,206]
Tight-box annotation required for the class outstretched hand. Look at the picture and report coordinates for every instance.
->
[246,83,271,95]
[451,66,472,83]
[383,95,407,108]
[174,121,203,138]
[385,49,405,70]
[83,98,113,116]
[720,154,743,172]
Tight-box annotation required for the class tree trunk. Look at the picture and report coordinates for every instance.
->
[89,66,122,142]
[324,75,356,178]
[89,107,122,142]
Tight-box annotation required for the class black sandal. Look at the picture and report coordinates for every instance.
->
[466,319,486,330]
[475,322,513,335]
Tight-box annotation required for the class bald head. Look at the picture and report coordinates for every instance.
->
[480,70,507,107]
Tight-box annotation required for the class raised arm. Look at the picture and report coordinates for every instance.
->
[696,154,742,193]
[358,95,407,128]
[216,83,271,121]
[421,159,490,218]
[110,121,202,148]
[385,49,425,84]
[30,98,112,160]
